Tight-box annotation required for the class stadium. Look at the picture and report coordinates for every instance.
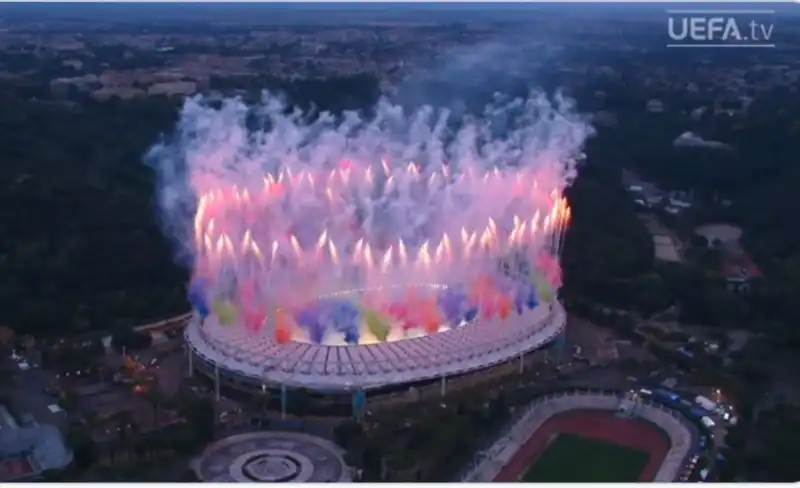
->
[462,389,705,483]
[181,164,571,406]
[159,93,588,410]
[185,288,566,395]
[183,166,571,408]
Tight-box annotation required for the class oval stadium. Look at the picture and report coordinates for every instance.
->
[184,300,566,394]
[462,389,702,483]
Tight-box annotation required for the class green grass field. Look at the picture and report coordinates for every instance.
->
[523,434,651,482]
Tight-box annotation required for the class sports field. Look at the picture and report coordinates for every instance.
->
[522,433,651,482]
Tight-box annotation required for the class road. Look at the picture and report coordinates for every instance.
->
[153,348,187,397]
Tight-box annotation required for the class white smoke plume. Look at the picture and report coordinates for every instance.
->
[149,91,589,257]
[146,53,593,343]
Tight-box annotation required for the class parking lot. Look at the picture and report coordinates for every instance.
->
[3,351,68,434]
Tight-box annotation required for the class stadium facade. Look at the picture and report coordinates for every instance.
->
[185,299,567,413]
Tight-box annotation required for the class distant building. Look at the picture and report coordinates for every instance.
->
[714,96,752,117]
[673,132,732,151]
[92,86,145,101]
[719,240,762,292]
[668,191,693,209]
[147,81,198,97]
[647,99,665,113]
[591,340,619,365]
[627,184,664,209]
[690,107,707,121]
[0,326,13,347]
[0,405,72,482]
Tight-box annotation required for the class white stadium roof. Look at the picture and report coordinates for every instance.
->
[186,302,566,391]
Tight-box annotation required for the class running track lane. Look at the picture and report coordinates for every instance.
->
[493,409,670,482]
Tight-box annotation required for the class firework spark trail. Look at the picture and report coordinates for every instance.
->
[147,89,591,344]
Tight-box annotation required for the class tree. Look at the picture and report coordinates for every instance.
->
[333,419,364,450]
[142,388,165,421]
[560,165,656,309]
[112,410,138,462]
[40,469,64,482]
[632,272,672,315]
[690,234,709,248]
[1,94,189,338]
[288,388,313,416]
[66,427,97,470]
[748,404,800,481]
[619,357,641,375]
[180,469,200,482]
[111,327,153,353]
[180,397,215,444]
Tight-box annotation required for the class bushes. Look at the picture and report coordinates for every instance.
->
[341,386,516,482]
[110,327,152,353]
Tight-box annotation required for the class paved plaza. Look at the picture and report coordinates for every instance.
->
[192,431,351,483]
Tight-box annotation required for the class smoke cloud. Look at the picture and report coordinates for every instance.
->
[148,91,589,260]
[394,40,562,114]
[144,41,593,344]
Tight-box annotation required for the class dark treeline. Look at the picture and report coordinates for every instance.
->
[0,75,381,337]
[580,83,800,335]
[0,94,185,336]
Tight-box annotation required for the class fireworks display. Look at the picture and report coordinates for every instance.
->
[148,91,592,346]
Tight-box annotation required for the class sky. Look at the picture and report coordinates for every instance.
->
[0,2,796,24]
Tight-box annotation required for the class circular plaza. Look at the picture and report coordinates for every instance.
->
[192,431,351,483]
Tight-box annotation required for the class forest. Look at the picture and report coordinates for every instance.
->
[0,74,380,337]
[585,85,800,343]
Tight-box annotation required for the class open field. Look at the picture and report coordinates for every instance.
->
[494,409,669,482]
[639,214,683,262]
[695,223,743,244]
[522,433,650,482]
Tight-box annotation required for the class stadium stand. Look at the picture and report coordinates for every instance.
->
[186,302,566,392]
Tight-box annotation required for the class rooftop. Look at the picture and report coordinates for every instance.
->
[721,255,762,280]
[719,240,762,280]
[187,303,566,391]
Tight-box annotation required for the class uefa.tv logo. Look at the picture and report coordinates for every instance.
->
[667,9,776,48]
